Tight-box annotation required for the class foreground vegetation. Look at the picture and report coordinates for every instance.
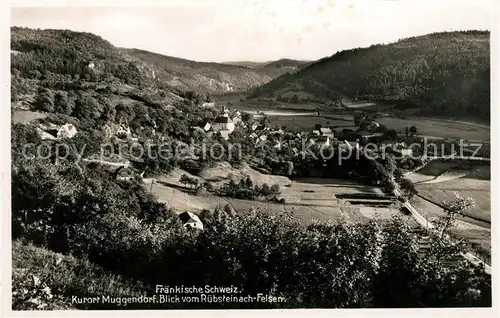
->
[12,157,492,309]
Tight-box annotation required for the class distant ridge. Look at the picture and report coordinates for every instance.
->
[250,31,490,120]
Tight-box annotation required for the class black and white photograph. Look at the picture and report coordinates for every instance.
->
[3,0,497,314]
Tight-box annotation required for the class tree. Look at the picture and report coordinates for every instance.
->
[284,161,294,177]
[291,94,300,104]
[270,184,280,196]
[224,204,236,217]
[54,91,74,115]
[376,125,388,134]
[260,183,271,197]
[381,154,396,177]
[241,112,252,124]
[180,174,190,187]
[386,129,398,140]
[34,89,55,112]
[245,176,254,188]
[400,179,417,199]
[314,124,322,131]
[409,126,417,135]
[196,184,207,196]
[437,192,475,240]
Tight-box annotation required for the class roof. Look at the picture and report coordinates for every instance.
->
[219,130,231,137]
[116,167,135,178]
[179,211,202,224]
[214,116,234,124]
[319,127,333,135]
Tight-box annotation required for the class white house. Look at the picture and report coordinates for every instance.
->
[117,125,131,138]
[179,212,204,231]
[319,127,334,138]
[316,136,331,146]
[57,124,78,139]
[219,130,231,140]
[201,101,215,108]
[115,167,141,182]
[212,116,235,133]
[258,135,268,142]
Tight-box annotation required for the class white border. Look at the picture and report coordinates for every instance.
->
[2,1,499,318]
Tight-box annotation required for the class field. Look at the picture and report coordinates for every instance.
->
[266,115,355,132]
[375,117,490,141]
[409,162,491,261]
[227,95,490,141]
[148,163,410,226]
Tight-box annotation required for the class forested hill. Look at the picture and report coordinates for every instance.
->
[10,27,281,95]
[222,58,310,78]
[250,31,490,120]
[122,48,277,94]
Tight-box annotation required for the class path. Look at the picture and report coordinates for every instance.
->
[81,158,131,167]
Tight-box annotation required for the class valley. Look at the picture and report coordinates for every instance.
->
[9,25,492,310]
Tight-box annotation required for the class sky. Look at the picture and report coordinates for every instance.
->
[10,0,495,63]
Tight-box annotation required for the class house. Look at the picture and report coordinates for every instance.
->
[369,121,380,130]
[233,116,241,125]
[115,166,143,182]
[392,142,413,157]
[258,135,268,142]
[57,123,78,139]
[219,130,231,140]
[201,101,215,108]
[36,128,57,141]
[212,115,235,133]
[319,127,334,138]
[248,132,258,139]
[117,125,131,138]
[316,136,331,146]
[251,123,260,131]
[179,212,204,231]
[194,122,211,132]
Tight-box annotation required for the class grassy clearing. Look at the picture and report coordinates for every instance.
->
[415,164,490,222]
[12,110,47,124]
[410,196,490,262]
[12,240,148,310]
[417,183,490,223]
[376,117,490,141]
[151,166,399,225]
